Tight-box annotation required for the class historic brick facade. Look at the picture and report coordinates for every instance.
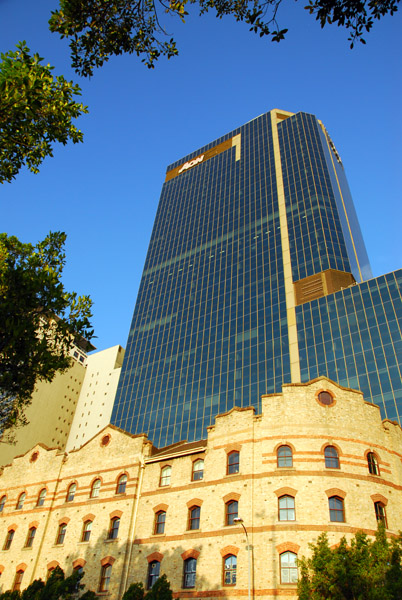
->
[0,378,401,599]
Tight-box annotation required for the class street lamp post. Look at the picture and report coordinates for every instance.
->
[234,517,252,600]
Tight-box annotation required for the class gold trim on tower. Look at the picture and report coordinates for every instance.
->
[165,135,241,182]
[270,109,301,383]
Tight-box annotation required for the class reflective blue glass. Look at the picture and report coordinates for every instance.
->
[111,110,401,446]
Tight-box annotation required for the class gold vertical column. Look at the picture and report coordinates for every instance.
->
[232,134,241,161]
[270,110,301,382]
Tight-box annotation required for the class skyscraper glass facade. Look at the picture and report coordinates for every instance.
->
[297,270,402,422]
[111,109,402,446]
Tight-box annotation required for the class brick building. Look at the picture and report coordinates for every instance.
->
[0,377,400,599]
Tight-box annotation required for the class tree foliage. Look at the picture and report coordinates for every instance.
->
[122,575,172,600]
[146,575,173,600]
[49,0,399,76]
[0,566,97,600]
[122,582,146,600]
[0,231,93,441]
[305,0,399,47]
[0,41,87,184]
[297,525,402,600]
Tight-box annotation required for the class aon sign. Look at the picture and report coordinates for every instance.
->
[178,155,205,173]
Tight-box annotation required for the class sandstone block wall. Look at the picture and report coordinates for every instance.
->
[0,378,400,600]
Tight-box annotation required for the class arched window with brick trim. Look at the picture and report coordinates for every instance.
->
[183,558,197,588]
[147,560,160,589]
[66,483,76,503]
[324,446,340,469]
[280,552,298,583]
[16,492,26,510]
[223,555,237,585]
[90,479,101,498]
[36,488,47,507]
[188,505,201,530]
[154,511,166,535]
[277,445,293,468]
[108,517,120,540]
[278,495,295,521]
[0,495,6,513]
[72,560,86,592]
[159,466,171,487]
[227,451,239,475]
[116,474,127,494]
[56,523,67,545]
[226,500,238,525]
[367,452,380,476]
[82,520,92,542]
[46,561,60,580]
[374,502,387,526]
[192,459,204,481]
[328,496,345,522]
[3,529,14,551]
[25,526,36,548]
[13,569,25,592]
[99,564,112,592]
[73,559,86,570]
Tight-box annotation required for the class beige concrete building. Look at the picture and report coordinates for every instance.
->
[0,345,124,466]
[0,349,87,466]
[0,378,400,599]
[66,345,125,451]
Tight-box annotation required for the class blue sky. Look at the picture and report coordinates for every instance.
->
[1,0,401,352]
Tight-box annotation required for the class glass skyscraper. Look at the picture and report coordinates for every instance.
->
[111,109,402,447]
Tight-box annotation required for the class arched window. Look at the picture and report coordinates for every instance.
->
[56,523,67,545]
[227,451,239,475]
[116,474,127,494]
[154,511,166,534]
[226,500,238,525]
[73,566,84,593]
[324,446,339,469]
[223,555,237,585]
[147,560,160,589]
[3,529,15,550]
[278,495,295,521]
[367,452,380,475]
[188,506,200,530]
[91,479,101,498]
[280,551,298,583]
[108,517,120,540]
[36,488,47,507]
[329,496,345,522]
[82,520,92,542]
[66,483,76,502]
[0,495,6,512]
[160,466,171,487]
[99,564,112,592]
[25,526,37,548]
[16,492,26,510]
[374,502,387,527]
[13,570,24,592]
[277,445,293,468]
[183,557,197,588]
[192,459,204,481]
